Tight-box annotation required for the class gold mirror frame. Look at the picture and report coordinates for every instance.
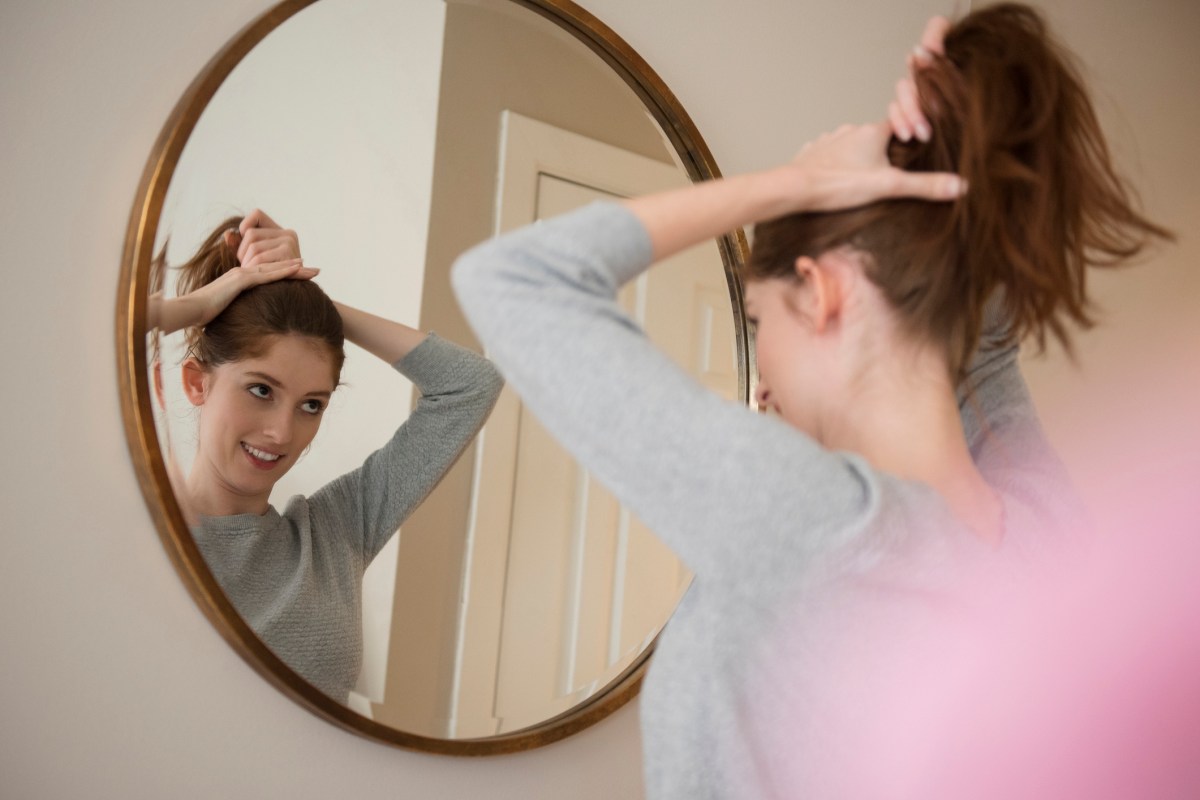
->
[116,0,750,755]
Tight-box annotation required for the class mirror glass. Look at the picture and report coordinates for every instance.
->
[147,0,744,742]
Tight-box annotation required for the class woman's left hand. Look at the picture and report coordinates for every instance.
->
[889,15,950,142]
[784,121,965,213]
[229,208,303,269]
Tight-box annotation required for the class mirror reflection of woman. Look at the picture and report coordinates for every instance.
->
[149,211,503,703]
[453,5,1170,797]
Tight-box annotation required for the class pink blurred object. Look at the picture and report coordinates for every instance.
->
[871,473,1200,798]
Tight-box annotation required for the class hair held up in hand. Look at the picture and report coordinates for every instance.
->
[747,2,1173,377]
[175,216,345,380]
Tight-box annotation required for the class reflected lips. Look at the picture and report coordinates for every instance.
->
[241,442,283,470]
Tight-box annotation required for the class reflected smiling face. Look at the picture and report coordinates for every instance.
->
[182,334,338,515]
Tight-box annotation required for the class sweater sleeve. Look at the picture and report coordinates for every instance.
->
[452,201,914,585]
[309,333,504,564]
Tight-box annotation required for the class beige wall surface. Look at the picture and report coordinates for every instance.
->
[1,0,1195,798]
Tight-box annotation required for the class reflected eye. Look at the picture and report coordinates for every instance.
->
[248,383,271,400]
[300,399,324,415]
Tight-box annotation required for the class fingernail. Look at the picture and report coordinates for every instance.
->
[913,45,931,63]
[915,122,931,141]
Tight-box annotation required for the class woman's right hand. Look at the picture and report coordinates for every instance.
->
[888,15,950,142]
[782,120,965,213]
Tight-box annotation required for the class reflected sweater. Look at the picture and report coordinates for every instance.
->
[192,334,503,702]
[452,202,1081,799]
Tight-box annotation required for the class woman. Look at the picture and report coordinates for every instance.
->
[151,211,503,703]
[452,5,1169,797]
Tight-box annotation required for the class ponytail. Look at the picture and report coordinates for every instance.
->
[747,2,1173,377]
[175,216,242,298]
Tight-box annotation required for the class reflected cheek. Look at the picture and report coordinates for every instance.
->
[294,417,324,454]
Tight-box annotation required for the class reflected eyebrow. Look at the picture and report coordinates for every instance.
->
[244,371,333,399]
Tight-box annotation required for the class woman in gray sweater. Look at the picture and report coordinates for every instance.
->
[453,6,1169,798]
[151,210,503,702]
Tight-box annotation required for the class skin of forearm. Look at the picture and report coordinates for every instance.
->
[148,292,204,337]
[334,301,428,365]
[622,166,802,262]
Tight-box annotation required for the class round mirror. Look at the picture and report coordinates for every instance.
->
[117,0,749,753]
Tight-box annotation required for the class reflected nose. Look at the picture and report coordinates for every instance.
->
[755,382,772,412]
[262,407,293,446]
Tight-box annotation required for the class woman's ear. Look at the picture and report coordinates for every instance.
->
[181,358,209,406]
[791,255,843,333]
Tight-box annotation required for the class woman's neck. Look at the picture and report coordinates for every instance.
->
[184,465,271,518]
[820,346,1004,545]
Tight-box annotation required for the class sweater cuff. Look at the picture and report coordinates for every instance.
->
[393,332,498,397]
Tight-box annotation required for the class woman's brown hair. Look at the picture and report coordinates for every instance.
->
[747,2,1173,378]
[175,216,345,381]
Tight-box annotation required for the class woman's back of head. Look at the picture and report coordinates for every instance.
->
[174,216,345,381]
[748,2,1172,378]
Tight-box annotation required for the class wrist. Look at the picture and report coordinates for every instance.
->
[759,163,816,219]
[729,164,814,224]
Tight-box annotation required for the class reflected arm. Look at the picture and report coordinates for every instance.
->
[146,257,313,336]
[333,301,429,365]
[311,333,504,563]
[147,291,201,336]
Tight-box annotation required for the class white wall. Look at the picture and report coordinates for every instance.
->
[1,1,1195,798]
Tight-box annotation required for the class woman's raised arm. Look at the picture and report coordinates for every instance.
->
[624,122,965,265]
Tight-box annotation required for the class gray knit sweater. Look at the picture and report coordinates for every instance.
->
[192,334,503,703]
[452,202,1081,799]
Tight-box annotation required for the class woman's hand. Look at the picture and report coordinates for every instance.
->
[187,257,319,328]
[149,258,319,334]
[624,120,963,263]
[889,15,950,142]
[783,121,965,212]
[233,208,302,269]
[147,209,319,335]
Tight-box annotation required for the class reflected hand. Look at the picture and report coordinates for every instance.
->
[150,256,320,335]
[786,121,965,211]
[232,208,303,269]
[189,257,320,328]
[888,15,950,142]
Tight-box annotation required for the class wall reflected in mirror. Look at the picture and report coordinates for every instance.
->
[150,0,739,740]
